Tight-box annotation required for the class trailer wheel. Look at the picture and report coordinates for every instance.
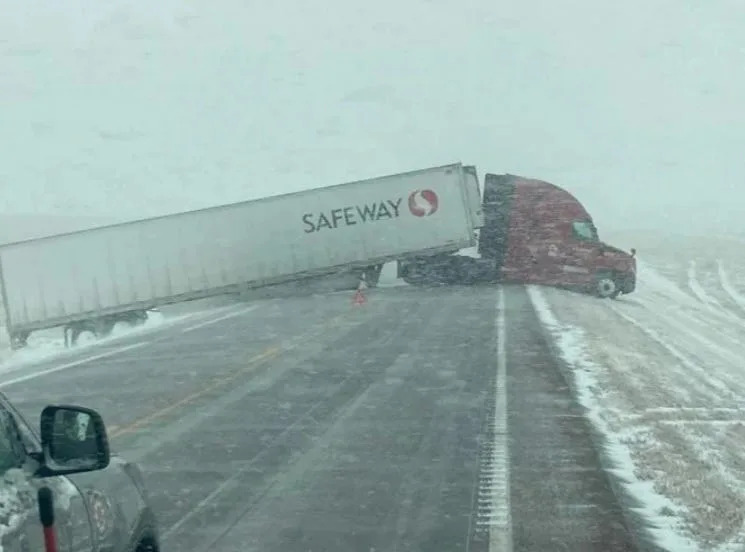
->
[363,264,383,288]
[596,274,620,299]
[399,264,418,285]
[10,331,30,350]
[65,321,98,347]
[97,319,116,338]
[110,311,147,335]
[73,328,97,346]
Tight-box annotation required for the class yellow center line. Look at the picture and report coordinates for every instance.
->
[108,310,353,439]
[109,346,281,438]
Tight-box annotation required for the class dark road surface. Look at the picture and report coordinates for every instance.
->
[2,285,651,551]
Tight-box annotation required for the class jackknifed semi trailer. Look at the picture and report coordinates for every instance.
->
[0,164,484,348]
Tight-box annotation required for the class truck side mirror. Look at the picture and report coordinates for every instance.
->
[37,405,110,478]
[630,248,637,257]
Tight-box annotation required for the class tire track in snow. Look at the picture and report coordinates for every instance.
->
[687,260,723,309]
[606,302,742,404]
[685,259,745,326]
[635,258,700,307]
[615,260,745,405]
[636,259,745,334]
[717,260,745,315]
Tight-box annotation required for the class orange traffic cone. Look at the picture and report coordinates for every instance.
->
[353,289,366,306]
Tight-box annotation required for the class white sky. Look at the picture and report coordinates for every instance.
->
[1,0,744,238]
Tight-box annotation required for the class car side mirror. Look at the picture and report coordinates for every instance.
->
[37,405,110,478]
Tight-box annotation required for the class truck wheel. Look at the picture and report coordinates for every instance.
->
[10,331,30,350]
[596,275,620,299]
[400,265,420,285]
[135,536,159,552]
[363,264,383,288]
[97,319,116,338]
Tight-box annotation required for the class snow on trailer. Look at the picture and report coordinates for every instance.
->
[0,163,483,348]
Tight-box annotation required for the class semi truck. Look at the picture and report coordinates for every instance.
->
[397,172,637,298]
[0,164,483,348]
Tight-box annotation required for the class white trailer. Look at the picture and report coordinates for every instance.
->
[0,163,483,347]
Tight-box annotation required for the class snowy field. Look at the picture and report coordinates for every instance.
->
[535,233,745,551]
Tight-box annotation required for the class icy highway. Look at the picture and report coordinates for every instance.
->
[2,286,653,551]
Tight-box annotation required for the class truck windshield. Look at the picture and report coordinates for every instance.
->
[572,220,599,242]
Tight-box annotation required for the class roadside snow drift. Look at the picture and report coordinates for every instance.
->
[0,298,248,370]
[533,235,745,551]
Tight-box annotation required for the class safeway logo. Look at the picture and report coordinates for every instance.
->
[408,189,439,217]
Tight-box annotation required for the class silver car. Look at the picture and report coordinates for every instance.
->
[0,392,159,551]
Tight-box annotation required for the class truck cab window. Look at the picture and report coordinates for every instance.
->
[572,221,599,242]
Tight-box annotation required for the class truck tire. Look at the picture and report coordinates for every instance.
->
[595,274,620,299]
[97,318,116,338]
[363,264,383,288]
[71,327,96,345]
[119,310,149,328]
[10,331,30,350]
[399,264,421,285]
[401,272,422,286]
[135,536,159,552]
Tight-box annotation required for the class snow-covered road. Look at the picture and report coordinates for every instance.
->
[4,234,745,551]
[536,237,745,551]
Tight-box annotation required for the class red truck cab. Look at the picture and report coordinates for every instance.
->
[480,174,636,298]
[398,170,636,297]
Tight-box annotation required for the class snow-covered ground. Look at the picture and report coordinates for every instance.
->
[0,295,249,370]
[534,234,745,551]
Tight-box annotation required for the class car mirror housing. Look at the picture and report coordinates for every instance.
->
[37,405,110,478]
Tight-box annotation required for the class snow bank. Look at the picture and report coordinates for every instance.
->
[0,304,234,371]
[532,235,745,551]
[0,469,36,548]
[527,285,697,552]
